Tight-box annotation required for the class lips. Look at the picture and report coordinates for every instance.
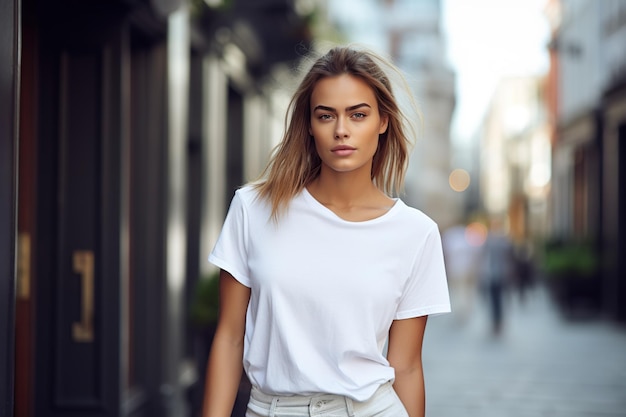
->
[331,145,356,157]
[332,145,355,151]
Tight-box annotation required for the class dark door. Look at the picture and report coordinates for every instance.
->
[34,5,128,416]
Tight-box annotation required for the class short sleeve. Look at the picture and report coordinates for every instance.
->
[395,224,451,319]
[208,190,251,287]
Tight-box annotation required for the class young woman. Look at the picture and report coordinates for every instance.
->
[203,46,450,417]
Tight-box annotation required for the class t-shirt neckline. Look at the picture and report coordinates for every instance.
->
[301,186,401,224]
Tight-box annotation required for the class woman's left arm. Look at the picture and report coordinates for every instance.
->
[387,316,428,417]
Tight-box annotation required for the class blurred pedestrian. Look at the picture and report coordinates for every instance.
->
[202,46,451,417]
[512,241,535,304]
[442,221,483,324]
[479,218,514,335]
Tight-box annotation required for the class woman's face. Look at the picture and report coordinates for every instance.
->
[309,74,388,177]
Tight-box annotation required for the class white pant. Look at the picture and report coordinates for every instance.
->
[245,381,409,417]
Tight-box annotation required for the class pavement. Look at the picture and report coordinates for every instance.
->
[422,284,626,417]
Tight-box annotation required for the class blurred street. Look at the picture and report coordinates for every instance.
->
[423,284,626,417]
[3,0,626,415]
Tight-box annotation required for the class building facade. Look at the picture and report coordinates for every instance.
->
[2,0,314,415]
[546,0,626,321]
[480,76,551,244]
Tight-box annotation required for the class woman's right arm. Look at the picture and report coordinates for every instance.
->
[202,269,251,417]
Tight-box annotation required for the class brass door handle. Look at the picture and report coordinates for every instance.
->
[17,233,31,300]
[72,250,94,342]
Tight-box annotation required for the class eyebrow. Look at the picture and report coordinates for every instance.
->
[313,103,372,113]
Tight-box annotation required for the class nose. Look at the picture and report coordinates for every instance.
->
[334,117,349,140]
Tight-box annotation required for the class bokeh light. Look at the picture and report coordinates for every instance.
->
[449,168,471,192]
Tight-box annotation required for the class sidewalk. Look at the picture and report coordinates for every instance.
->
[422,285,626,417]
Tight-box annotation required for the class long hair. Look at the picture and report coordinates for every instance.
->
[254,45,419,220]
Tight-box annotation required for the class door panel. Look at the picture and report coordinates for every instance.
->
[35,11,126,417]
[54,50,103,406]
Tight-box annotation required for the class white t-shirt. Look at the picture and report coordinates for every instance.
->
[209,185,450,401]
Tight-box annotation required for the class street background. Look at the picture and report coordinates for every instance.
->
[424,283,626,417]
[4,0,626,416]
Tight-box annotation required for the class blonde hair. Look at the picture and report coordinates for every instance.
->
[254,45,419,220]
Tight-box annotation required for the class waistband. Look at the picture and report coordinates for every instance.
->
[250,380,394,406]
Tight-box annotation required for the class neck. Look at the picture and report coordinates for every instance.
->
[309,167,379,206]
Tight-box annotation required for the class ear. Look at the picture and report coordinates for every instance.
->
[379,114,389,135]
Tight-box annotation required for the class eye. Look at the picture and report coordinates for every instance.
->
[352,112,367,119]
[318,114,333,121]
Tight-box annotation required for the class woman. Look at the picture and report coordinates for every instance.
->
[203,46,450,417]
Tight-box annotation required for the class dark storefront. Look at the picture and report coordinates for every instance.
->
[2,0,313,415]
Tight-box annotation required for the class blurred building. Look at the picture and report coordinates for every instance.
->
[384,0,459,230]
[455,128,482,218]
[324,0,459,229]
[545,0,626,321]
[480,76,551,244]
[2,0,314,415]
